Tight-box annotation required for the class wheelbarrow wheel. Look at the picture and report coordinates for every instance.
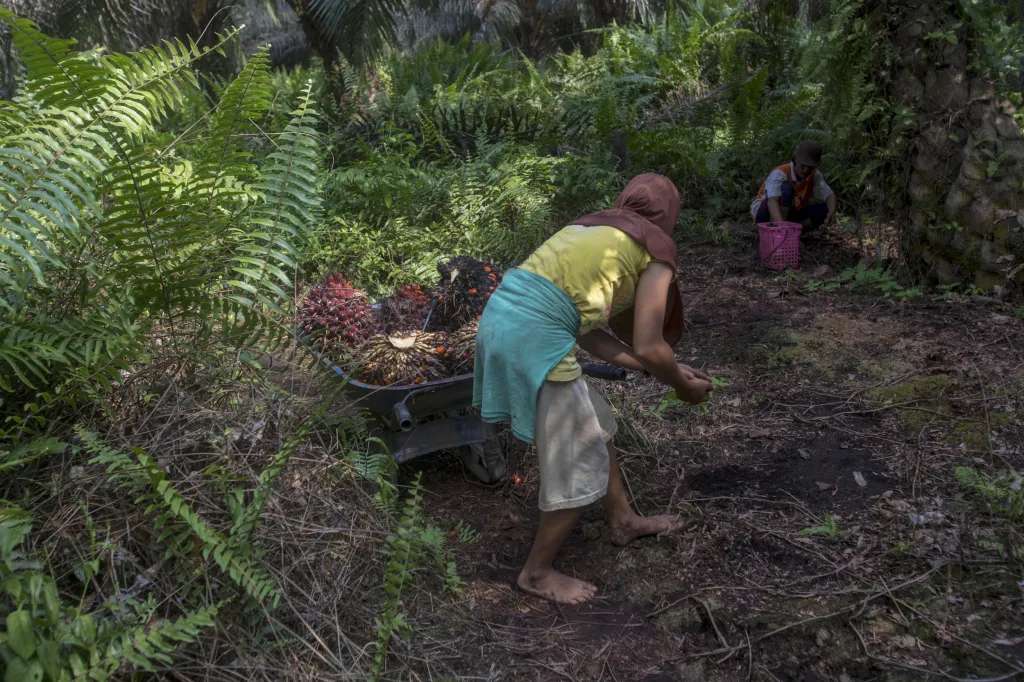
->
[460,435,506,484]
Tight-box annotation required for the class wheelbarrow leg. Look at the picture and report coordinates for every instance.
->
[460,425,506,483]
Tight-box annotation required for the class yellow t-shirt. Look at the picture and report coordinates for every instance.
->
[519,224,661,381]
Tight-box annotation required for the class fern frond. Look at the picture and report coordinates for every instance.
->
[93,603,221,675]
[204,45,274,183]
[79,429,280,605]
[371,472,424,682]
[225,80,320,315]
[230,416,315,542]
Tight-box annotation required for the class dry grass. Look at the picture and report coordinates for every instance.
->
[21,345,398,680]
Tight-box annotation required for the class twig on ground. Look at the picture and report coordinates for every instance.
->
[744,628,753,682]
[844,370,923,404]
[849,620,1023,682]
[672,566,943,662]
[893,597,1023,672]
[694,596,730,650]
[805,399,947,421]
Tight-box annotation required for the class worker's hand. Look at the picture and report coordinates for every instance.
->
[678,363,713,383]
[675,364,714,404]
[826,211,838,226]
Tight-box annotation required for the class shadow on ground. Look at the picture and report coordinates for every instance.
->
[398,227,1024,682]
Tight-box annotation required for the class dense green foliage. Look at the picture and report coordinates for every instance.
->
[309,0,829,295]
[0,10,327,677]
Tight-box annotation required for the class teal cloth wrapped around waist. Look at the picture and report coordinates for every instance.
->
[472,268,580,443]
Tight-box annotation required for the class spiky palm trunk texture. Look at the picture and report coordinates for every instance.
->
[881,0,1024,295]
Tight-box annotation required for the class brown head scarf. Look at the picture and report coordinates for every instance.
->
[571,173,684,347]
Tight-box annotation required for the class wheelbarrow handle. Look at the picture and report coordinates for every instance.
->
[580,363,628,381]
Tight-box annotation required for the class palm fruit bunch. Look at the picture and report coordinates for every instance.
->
[298,273,378,355]
[380,283,436,333]
[354,331,448,386]
[447,319,478,375]
[434,256,503,328]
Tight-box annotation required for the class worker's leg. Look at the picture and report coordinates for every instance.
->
[603,440,685,545]
[794,202,828,230]
[586,383,685,545]
[521,378,608,604]
[518,507,596,604]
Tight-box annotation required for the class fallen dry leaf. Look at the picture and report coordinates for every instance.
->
[994,636,1024,647]
[798,448,810,460]
[748,428,770,438]
[815,481,834,491]
[810,265,829,278]
[894,634,918,649]
[853,471,867,488]
[726,397,741,407]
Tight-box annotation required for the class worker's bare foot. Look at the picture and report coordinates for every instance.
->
[610,513,684,546]
[517,568,597,605]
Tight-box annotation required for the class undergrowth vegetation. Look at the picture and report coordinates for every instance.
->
[1,0,1023,678]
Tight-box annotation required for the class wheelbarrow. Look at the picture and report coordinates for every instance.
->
[309,342,627,482]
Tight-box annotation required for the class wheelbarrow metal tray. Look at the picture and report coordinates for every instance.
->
[309,343,474,419]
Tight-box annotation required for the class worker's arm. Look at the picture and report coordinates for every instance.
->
[578,329,645,371]
[767,196,785,224]
[826,193,837,224]
[631,263,713,404]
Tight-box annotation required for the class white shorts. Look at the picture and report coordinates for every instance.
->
[535,377,618,511]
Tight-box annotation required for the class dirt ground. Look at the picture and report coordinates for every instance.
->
[394,226,1024,682]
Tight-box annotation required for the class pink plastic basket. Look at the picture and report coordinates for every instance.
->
[757,221,802,270]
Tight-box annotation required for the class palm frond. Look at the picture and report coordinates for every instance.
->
[307,0,405,65]
[0,13,315,393]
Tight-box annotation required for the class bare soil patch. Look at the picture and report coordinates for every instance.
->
[391,226,1024,681]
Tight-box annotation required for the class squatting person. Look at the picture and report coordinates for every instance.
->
[751,140,837,230]
[473,173,714,605]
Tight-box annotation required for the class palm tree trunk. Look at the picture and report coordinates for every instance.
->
[888,0,1024,294]
[286,0,336,71]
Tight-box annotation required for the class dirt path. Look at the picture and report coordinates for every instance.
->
[401,229,1024,682]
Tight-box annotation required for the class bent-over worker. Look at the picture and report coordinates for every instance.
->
[751,140,837,230]
[473,174,713,605]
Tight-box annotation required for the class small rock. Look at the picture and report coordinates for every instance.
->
[815,627,831,647]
